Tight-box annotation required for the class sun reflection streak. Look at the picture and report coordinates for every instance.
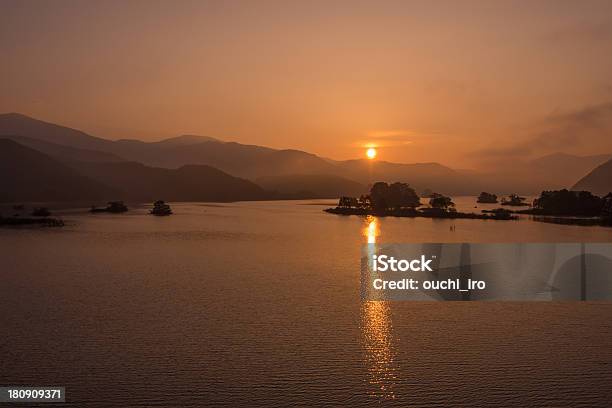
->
[361,301,399,400]
[361,216,399,400]
[364,216,379,273]
[364,216,378,244]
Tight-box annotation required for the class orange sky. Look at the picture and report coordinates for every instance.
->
[2,0,612,168]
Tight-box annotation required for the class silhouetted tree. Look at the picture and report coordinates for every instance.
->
[368,182,420,211]
[358,195,371,209]
[369,182,390,211]
[501,194,527,206]
[388,182,421,209]
[338,196,358,208]
[429,193,454,210]
[533,189,603,216]
[477,192,498,203]
[603,193,612,217]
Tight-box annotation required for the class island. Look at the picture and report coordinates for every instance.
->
[90,201,129,213]
[150,200,173,216]
[487,190,612,227]
[1,206,64,227]
[501,194,529,206]
[326,182,517,220]
[477,192,498,203]
[519,190,612,226]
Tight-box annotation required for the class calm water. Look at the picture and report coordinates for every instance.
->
[1,199,612,407]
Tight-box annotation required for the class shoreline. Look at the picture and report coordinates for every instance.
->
[324,207,517,220]
[0,216,64,227]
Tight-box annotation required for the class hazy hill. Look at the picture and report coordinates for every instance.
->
[2,135,124,163]
[0,114,465,185]
[0,139,116,202]
[150,134,219,146]
[527,153,612,188]
[460,153,612,195]
[256,174,367,199]
[572,159,612,195]
[0,113,469,192]
[71,161,268,202]
[7,113,607,196]
[0,132,268,203]
[0,113,112,151]
[108,140,340,178]
[333,159,465,194]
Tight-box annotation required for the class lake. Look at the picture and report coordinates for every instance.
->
[1,199,612,407]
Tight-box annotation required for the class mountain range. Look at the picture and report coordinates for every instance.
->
[0,138,266,204]
[572,158,612,195]
[1,112,611,202]
[0,139,116,202]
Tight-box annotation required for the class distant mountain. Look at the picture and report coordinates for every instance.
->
[0,136,267,203]
[2,135,124,163]
[107,140,340,178]
[459,152,612,195]
[1,114,465,191]
[333,159,465,194]
[152,134,220,146]
[256,174,367,199]
[8,113,578,196]
[113,134,220,152]
[572,159,612,195]
[0,139,116,202]
[0,113,112,151]
[527,152,612,188]
[70,161,268,202]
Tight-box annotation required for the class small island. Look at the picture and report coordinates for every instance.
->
[477,192,498,203]
[517,189,612,226]
[150,200,173,216]
[482,190,612,227]
[31,207,52,217]
[325,182,517,220]
[90,201,129,213]
[501,194,529,206]
[1,206,64,227]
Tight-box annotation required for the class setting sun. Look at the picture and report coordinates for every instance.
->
[366,147,377,159]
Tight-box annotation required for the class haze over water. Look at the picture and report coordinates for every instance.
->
[1,200,612,406]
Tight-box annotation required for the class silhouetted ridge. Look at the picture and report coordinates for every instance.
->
[0,139,116,202]
[256,174,367,199]
[572,159,612,195]
[3,134,124,163]
[0,112,111,150]
[70,161,267,202]
[8,113,609,195]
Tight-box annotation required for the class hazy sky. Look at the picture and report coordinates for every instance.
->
[2,0,612,167]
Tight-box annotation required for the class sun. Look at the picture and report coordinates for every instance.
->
[366,147,377,160]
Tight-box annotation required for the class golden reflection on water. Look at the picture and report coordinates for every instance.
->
[364,216,378,244]
[361,216,399,400]
[362,301,399,400]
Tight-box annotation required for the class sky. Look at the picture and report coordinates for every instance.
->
[1,0,612,168]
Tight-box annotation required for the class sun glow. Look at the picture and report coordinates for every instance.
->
[366,147,377,159]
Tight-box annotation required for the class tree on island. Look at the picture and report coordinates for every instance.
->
[369,182,390,210]
[338,196,359,208]
[370,182,421,211]
[501,194,528,206]
[429,193,455,211]
[603,193,612,218]
[477,192,498,203]
[337,182,420,211]
[358,194,371,209]
[533,189,604,216]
